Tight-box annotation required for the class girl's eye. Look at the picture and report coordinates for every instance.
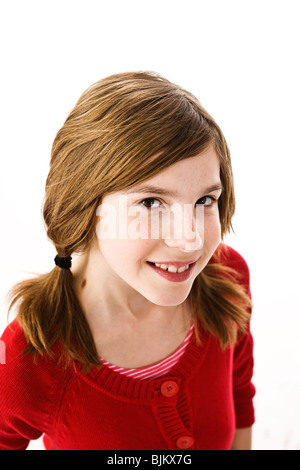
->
[196,196,217,207]
[139,198,162,209]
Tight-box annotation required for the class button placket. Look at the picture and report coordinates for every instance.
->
[176,435,195,450]
[153,377,195,450]
[160,380,179,398]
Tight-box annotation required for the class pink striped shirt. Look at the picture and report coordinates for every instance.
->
[100,322,194,380]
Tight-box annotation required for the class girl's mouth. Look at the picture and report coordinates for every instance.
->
[146,260,197,283]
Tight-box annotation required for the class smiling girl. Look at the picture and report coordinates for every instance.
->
[0,72,255,450]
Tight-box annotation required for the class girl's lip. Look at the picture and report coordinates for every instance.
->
[147,259,199,268]
[146,261,197,283]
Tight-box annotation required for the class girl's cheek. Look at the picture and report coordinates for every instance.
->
[204,213,222,244]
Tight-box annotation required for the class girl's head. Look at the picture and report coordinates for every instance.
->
[93,145,223,307]
[11,72,250,371]
[44,71,235,259]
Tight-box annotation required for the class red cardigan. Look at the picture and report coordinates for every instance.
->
[0,246,255,450]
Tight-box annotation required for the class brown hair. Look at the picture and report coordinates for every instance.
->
[8,72,251,370]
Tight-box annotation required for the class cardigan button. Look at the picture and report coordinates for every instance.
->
[176,435,194,449]
[160,380,179,397]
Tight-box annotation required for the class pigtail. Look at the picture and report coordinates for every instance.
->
[8,260,100,371]
[190,252,252,348]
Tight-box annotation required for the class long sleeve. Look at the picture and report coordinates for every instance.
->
[216,243,256,428]
[230,246,255,428]
[232,326,255,427]
[0,320,65,450]
[0,325,42,449]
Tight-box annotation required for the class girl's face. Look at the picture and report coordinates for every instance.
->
[95,145,222,307]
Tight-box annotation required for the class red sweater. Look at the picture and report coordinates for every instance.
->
[0,246,255,450]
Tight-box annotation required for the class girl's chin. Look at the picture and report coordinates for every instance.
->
[142,290,191,308]
[138,274,195,307]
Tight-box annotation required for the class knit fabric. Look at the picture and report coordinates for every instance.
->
[0,244,256,450]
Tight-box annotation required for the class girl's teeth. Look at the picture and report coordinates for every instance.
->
[154,263,190,273]
[177,265,188,273]
[167,265,178,273]
[160,264,168,270]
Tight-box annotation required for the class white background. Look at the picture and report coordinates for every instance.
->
[0,0,299,450]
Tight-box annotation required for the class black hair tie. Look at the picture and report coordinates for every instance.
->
[54,255,72,270]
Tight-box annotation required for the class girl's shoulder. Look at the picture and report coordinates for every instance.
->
[212,243,251,289]
[216,243,250,269]
[1,317,29,363]
[0,318,71,411]
[0,319,72,449]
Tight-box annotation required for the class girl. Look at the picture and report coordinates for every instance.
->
[0,72,255,450]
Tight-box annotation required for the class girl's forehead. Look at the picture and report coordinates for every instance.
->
[127,147,220,189]
[102,147,221,204]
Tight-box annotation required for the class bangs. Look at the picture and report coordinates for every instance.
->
[51,71,234,238]
[103,89,215,190]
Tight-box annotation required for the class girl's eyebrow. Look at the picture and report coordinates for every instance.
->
[125,182,223,197]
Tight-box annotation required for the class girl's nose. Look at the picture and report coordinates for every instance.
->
[163,204,204,252]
